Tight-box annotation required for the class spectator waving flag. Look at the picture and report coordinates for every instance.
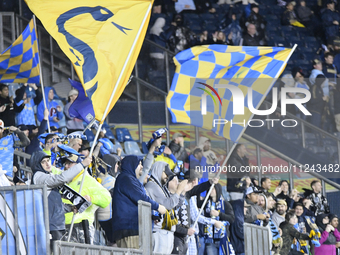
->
[0,19,40,83]
[25,0,153,122]
[166,45,295,142]
[68,78,95,124]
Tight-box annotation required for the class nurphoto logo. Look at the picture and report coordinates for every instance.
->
[198,81,311,128]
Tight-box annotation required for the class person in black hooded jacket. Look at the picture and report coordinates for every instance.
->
[31,151,92,250]
[111,155,167,249]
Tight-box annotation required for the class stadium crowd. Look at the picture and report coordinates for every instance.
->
[1,0,340,254]
[0,81,338,255]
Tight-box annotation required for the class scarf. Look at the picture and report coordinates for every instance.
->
[203,197,227,241]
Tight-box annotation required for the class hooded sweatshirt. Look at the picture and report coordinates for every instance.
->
[37,87,63,128]
[112,155,159,242]
[145,161,181,211]
[145,162,182,231]
[32,151,83,231]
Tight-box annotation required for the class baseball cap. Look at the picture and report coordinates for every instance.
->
[245,186,262,195]
[172,132,186,140]
[0,119,4,129]
[68,89,78,97]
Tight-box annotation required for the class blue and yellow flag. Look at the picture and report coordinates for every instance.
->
[0,19,40,83]
[166,45,293,142]
[25,0,153,122]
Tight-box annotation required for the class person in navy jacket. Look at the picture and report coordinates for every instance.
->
[111,155,167,249]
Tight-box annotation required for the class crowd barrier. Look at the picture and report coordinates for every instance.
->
[244,223,271,255]
[0,184,50,255]
[53,201,153,255]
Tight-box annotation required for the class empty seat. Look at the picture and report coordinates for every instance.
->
[326,145,338,155]
[284,132,299,140]
[124,141,144,155]
[200,13,216,21]
[115,128,134,143]
[295,59,310,66]
[189,24,202,33]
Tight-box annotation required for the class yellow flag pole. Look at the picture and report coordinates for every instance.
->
[192,44,298,230]
[66,2,153,242]
[33,15,50,133]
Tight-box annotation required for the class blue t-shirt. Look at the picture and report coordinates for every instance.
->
[0,134,15,177]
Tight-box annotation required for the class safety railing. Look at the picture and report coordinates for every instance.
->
[261,100,340,164]
[244,223,271,255]
[14,150,32,180]
[53,201,153,255]
[0,184,50,255]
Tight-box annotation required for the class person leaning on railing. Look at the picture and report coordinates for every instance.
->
[111,155,167,249]
[31,151,92,251]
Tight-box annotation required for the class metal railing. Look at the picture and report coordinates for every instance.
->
[241,133,340,192]
[14,150,32,180]
[53,201,152,255]
[244,223,271,255]
[0,184,50,255]
[262,100,340,164]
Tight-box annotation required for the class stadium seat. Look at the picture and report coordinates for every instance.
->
[116,128,134,143]
[203,24,218,33]
[102,121,116,140]
[189,24,202,33]
[124,141,144,155]
[183,13,200,26]
[294,59,310,66]
[200,13,217,21]
[270,5,284,15]
[326,145,338,155]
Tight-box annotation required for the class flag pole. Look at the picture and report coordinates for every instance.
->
[192,44,298,229]
[33,15,50,133]
[66,3,153,242]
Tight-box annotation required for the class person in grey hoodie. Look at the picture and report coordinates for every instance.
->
[145,161,188,254]
[31,151,92,250]
[244,186,269,225]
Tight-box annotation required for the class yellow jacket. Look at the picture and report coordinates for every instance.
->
[63,170,111,225]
